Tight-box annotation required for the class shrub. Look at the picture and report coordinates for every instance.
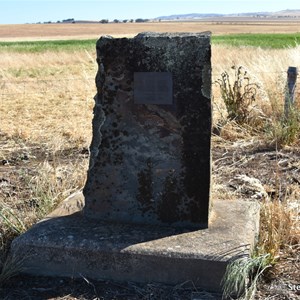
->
[215,65,259,124]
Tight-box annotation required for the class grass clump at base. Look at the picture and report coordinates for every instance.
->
[222,254,272,300]
[222,195,299,299]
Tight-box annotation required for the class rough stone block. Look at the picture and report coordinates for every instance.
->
[83,32,212,228]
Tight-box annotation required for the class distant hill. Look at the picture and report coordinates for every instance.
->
[41,9,300,25]
[272,9,300,16]
[156,13,223,20]
[155,9,300,21]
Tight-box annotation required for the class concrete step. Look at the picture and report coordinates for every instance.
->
[10,194,260,293]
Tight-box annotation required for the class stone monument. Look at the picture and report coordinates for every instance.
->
[10,33,260,293]
[83,32,212,228]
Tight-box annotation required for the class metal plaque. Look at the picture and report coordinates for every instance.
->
[134,72,173,105]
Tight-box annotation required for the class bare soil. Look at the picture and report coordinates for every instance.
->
[0,274,224,300]
[0,134,299,299]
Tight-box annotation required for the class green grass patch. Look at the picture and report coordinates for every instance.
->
[1,33,300,52]
[212,33,300,49]
[0,39,97,53]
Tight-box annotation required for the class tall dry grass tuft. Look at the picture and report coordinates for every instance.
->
[267,105,300,147]
[258,198,299,261]
[258,154,300,262]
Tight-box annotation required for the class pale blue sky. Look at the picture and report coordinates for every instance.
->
[0,0,299,24]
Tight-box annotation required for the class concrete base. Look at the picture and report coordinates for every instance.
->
[11,193,260,293]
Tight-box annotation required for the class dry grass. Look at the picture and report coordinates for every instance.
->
[0,50,96,150]
[212,45,300,146]
[1,45,299,148]
[0,41,299,297]
[212,46,300,297]
[212,44,300,108]
[258,198,300,259]
[0,49,94,273]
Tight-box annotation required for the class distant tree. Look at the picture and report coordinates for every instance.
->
[62,18,75,23]
[123,19,128,23]
[135,18,149,23]
[99,19,109,24]
[113,19,120,23]
[129,19,134,23]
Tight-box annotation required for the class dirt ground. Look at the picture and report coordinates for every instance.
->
[0,134,299,299]
[0,275,224,300]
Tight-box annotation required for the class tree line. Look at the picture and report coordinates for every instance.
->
[100,18,150,23]
[39,18,151,24]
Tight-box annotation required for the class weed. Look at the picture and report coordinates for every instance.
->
[214,66,259,124]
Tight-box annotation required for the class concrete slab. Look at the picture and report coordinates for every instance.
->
[11,194,260,293]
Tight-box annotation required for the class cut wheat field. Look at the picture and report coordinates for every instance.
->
[0,28,299,299]
[1,19,300,41]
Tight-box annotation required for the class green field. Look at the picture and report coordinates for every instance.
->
[0,39,97,52]
[212,33,300,48]
[1,33,300,52]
